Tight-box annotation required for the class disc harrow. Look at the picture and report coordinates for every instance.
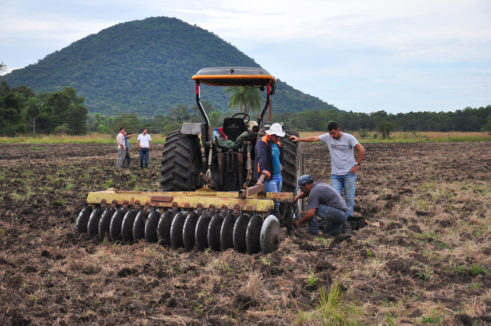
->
[76,188,292,254]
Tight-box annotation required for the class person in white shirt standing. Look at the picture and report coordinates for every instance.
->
[116,128,126,169]
[137,128,152,169]
[290,122,365,217]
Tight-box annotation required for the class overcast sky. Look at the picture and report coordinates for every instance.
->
[1,0,490,113]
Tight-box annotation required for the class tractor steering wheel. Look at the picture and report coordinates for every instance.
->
[231,112,250,124]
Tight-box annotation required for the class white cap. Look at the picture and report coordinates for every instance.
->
[265,123,285,137]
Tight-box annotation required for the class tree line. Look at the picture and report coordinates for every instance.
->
[274,106,491,134]
[0,81,88,136]
[1,81,490,137]
[87,103,491,137]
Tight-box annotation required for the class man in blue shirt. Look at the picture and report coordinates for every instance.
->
[122,130,136,168]
[254,123,285,193]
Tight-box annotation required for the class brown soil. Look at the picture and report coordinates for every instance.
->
[0,142,490,325]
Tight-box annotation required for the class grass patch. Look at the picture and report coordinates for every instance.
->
[295,282,362,325]
[0,133,167,144]
[10,192,26,200]
[1,131,489,144]
[102,179,115,189]
[306,270,318,287]
[30,146,47,151]
[470,264,488,276]
[420,309,444,324]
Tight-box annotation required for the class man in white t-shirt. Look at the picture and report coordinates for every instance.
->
[137,128,152,168]
[290,122,365,217]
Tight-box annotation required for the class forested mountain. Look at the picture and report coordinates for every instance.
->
[1,17,338,117]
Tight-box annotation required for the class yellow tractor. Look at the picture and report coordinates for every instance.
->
[76,67,303,253]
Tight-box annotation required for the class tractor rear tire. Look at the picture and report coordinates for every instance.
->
[160,131,180,191]
[281,130,304,192]
[160,132,202,191]
[282,130,304,218]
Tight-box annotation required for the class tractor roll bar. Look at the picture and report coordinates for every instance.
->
[193,67,276,138]
[257,82,275,128]
[195,81,211,142]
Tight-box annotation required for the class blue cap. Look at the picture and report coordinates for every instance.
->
[297,174,313,190]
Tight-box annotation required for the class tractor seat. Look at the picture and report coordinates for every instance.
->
[223,118,247,141]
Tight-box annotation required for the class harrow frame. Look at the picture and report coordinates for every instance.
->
[87,187,294,213]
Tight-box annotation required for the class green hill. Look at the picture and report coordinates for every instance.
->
[1,17,339,116]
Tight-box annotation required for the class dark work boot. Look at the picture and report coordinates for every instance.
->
[341,221,352,234]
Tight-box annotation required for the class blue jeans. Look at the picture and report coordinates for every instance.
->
[265,174,282,214]
[309,204,348,236]
[139,148,150,167]
[331,173,357,216]
[265,174,282,193]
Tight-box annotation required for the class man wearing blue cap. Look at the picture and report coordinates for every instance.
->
[293,174,349,236]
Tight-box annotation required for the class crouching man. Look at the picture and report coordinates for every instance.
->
[293,174,349,236]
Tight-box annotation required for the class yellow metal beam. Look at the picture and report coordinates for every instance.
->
[86,188,294,213]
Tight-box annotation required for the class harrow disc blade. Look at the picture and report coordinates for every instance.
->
[195,212,212,250]
[87,207,102,238]
[170,211,187,249]
[76,207,92,234]
[233,213,251,253]
[145,209,161,243]
[157,210,176,246]
[284,205,294,234]
[98,207,115,241]
[182,211,199,251]
[220,213,236,251]
[207,212,225,251]
[121,208,138,243]
[132,209,148,241]
[246,214,263,254]
[110,208,126,242]
[260,215,281,254]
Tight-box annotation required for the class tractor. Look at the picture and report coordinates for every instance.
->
[76,67,303,254]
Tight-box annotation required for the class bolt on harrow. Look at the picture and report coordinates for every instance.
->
[76,188,294,254]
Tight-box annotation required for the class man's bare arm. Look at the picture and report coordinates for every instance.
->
[355,143,366,164]
[289,135,321,142]
[349,143,366,174]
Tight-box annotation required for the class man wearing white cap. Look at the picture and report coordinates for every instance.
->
[254,123,285,193]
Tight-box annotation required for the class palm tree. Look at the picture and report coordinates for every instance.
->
[225,86,263,114]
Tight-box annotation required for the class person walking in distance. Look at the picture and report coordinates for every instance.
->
[123,130,136,168]
[137,128,152,169]
[290,122,365,217]
[116,128,126,170]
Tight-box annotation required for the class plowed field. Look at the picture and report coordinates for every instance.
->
[1,142,490,325]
